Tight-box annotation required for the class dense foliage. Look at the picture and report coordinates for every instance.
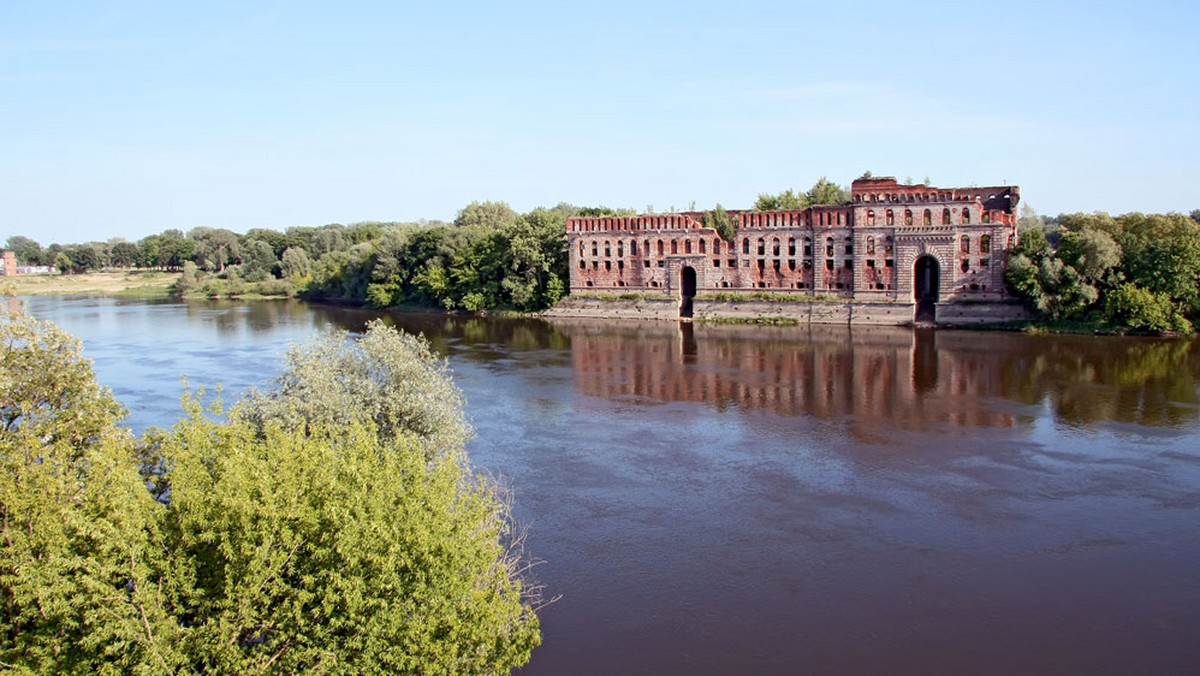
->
[1007,211,1200,333]
[1,313,541,673]
[5,200,574,313]
[754,177,850,211]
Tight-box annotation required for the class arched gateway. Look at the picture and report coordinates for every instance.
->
[914,255,940,323]
[680,266,697,318]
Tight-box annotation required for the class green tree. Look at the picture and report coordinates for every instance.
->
[1006,228,1099,320]
[4,236,44,266]
[63,245,99,273]
[52,252,72,273]
[754,189,806,211]
[702,204,736,242]
[2,315,543,674]
[189,227,241,272]
[280,246,311,279]
[240,239,279,282]
[805,177,849,205]
[1,312,178,673]
[500,208,568,311]
[1106,283,1192,333]
[1057,227,1121,284]
[108,241,140,268]
[455,201,517,230]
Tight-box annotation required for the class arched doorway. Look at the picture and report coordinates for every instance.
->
[680,266,696,318]
[914,255,939,323]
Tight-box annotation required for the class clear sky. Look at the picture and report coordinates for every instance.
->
[3,0,1198,244]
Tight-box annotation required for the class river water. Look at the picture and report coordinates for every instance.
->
[17,296,1200,675]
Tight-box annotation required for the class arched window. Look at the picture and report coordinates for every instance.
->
[757,238,765,255]
[788,237,796,256]
[804,237,812,256]
[982,212,991,224]
[980,235,991,254]
[578,242,584,256]
[961,236,971,254]
[825,237,834,257]
[962,207,971,224]
[685,240,692,254]
[923,209,932,226]
[844,236,853,256]
[905,209,913,226]
[605,241,611,257]
[592,241,598,256]
[886,209,894,226]
[699,239,706,254]
[866,236,876,256]
[671,240,678,254]
[713,239,721,255]
[742,238,750,254]
[657,240,664,255]
[942,208,951,225]
[773,238,781,256]
[867,209,875,226]
[631,240,638,256]
[617,241,623,257]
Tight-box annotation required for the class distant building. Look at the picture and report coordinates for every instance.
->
[565,176,1020,323]
[1,251,15,277]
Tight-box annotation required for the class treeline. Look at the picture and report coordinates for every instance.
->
[5,200,587,312]
[1008,209,1200,333]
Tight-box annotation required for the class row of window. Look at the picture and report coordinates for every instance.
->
[855,191,998,204]
[864,208,994,227]
[578,234,996,262]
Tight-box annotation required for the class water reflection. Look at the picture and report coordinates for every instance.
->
[545,318,1200,432]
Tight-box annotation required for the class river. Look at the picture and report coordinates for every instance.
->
[16,296,1200,675]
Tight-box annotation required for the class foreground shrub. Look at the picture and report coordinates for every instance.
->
[1,313,541,674]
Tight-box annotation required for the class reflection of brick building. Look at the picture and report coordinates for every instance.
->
[566,177,1020,321]
[551,318,1017,434]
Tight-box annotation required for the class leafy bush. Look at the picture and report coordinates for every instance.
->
[1105,283,1192,333]
[1,314,542,673]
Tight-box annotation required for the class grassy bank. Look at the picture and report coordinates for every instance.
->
[1,271,179,297]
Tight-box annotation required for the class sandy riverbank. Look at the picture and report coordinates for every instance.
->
[2,271,180,296]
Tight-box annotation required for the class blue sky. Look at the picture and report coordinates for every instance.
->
[3,0,1198,244]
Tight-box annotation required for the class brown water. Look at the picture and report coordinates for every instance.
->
[20,297,1200,675]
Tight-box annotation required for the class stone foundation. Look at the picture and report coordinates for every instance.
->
[934,301,1032,325]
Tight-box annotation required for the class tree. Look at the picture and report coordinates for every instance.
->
[805,177,849,205]
[754,189,806,211]
[240,239,278,282]
[1,315,543,673]
[63,245,99,273]
[4,236,44,266]
[189,227,241,272]
[280,246,311,279]
[455,201,517,230]
[1057,227,1121,284]
[500,208,568,311]
[1,312,176,673]
[108,241,140,268]
[703,204,736,242]
[1106,283,1192,333]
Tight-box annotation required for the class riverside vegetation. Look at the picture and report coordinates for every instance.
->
[4,189,1199,332]
[0,312,542,674]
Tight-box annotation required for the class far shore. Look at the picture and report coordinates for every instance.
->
[1,270,180,297]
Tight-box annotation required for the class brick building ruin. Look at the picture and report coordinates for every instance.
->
[564,177,1021,323]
